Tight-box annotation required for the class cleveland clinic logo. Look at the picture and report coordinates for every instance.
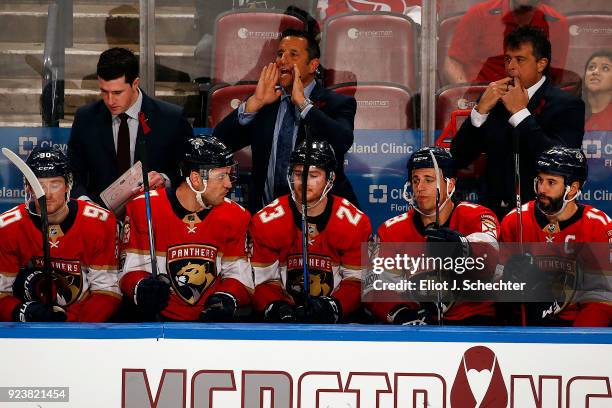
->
[369,184,388,203]
[582,139,602,159]
[18,136,37,155]
[451,346,508,407]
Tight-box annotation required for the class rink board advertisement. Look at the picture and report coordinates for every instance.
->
[0,324,611,408]
[0,128,610,226]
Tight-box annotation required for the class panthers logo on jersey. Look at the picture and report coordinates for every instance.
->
[32,256,83,306]
[166,244,218,305]
[286,253,334,304]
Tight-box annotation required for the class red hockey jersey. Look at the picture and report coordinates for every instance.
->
[501,201,612,326]
[0,200,121,322]
[250,195,372,316]
[371,201,500,322]
[120,188,253,321]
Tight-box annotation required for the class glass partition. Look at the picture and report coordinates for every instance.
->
[0,0,610,221]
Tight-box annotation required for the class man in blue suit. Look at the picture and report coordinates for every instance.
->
[213,29,358,213]
[68,48,193,206]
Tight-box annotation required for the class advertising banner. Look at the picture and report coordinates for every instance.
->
[1,128,610,230]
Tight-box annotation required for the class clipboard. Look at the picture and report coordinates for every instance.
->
[100,161,143,215]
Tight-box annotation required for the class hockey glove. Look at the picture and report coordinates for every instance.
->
[524,300,565,326]
[12,268,55,303]
[200,292,238,322]
[263,301,297,323]
[424,225,470,262]
[134,276,171,314]
[388,305,434,326]
[299,296,342,324]
[12,301,66,322]
[503,253,551,296]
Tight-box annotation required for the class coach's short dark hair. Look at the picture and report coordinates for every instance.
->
[504,26,552,68]
[96,47,139,84]
[280,29,320,61]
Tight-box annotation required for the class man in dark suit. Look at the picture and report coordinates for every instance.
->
[68,47,193,206]
[213,29,357,213]
[451,26,584,220]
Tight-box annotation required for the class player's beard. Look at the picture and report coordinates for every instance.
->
[536,193,564,215]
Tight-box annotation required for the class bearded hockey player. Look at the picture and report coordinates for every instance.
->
[119,135,253,321]
[368,147,500,325]
[501,146,612,327]
[250,140,371,323]
[0,146,121,322]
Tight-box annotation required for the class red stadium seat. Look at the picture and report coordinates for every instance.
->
[435,83,488,180]
[543,0,611,15]
[435,83,487,130]
[322,12,418,90]
[207,83,257,127]
[207,83,257,171]
[438,0,481,20]
[212,10,305,84]
[437,15,461,87]
[330,83,415,129]
[565,14,612,80]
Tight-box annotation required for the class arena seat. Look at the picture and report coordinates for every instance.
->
[437,14,461,87]
[438,0,481,20]
[565,13,612,80]
[322,12,418,90]
[212,10,305,84]
[207,83,257,171]
[207,83,257,128]
[330,82,415,129]
[435,83,487,130]
[543,0,611,15]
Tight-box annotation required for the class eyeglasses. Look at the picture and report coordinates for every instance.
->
[205,165,238,183]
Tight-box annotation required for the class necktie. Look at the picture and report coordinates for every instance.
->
[116,112,131,175]
[273,99,296,195]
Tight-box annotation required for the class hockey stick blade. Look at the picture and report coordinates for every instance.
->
[2,147,45,199]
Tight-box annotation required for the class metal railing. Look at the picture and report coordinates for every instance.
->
[41,0,73,127]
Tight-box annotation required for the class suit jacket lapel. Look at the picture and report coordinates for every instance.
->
[527,78,549,116]
[134,91,154,163]
[297,81,323,143]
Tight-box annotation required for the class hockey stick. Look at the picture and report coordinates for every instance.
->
[428,149,443,325]
[301,125,313,303]
[512,129,524,253]
[137,112,159,279]
[2,147,53,304]
[512,128,528,326]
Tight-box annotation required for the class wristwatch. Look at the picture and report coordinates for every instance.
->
[298,97,313,112]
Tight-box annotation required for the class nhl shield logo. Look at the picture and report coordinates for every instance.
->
[166,244,218,305]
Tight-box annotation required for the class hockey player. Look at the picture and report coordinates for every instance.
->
[368,147,500,325]
[250,140,371,323]
[0,146,121,322]
[119,135,253,321]
[500,146,612,326]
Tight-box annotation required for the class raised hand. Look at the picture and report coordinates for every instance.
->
[501,76,529,114]
[475,77,513,114]
[245,63,281,113]
[290,64,306,107]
